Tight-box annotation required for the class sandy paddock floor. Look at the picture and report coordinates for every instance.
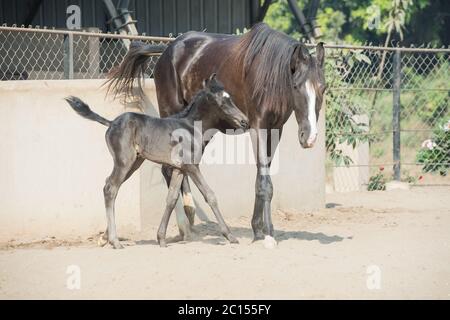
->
[0,186,449,299]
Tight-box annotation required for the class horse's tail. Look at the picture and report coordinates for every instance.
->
[64,96,111,127]
[103,41,168,100]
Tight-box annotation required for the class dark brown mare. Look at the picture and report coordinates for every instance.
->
[106,23,326,247]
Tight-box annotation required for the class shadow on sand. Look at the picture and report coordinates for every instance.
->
[134,220,350,247]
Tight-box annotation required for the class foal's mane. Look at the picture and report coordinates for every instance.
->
[169,89,206,119]
[235,23,298,111]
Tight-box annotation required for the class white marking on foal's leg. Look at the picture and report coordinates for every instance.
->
[305,80,318,145]
[263,235,278,249]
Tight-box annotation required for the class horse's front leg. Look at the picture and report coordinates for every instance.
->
[157,168,184,247]
[161,165,192,240]
[250,127,281,248]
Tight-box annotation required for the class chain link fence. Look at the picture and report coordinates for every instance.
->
[1,25,449,190]
[0,25,172,80]
[322,45,449,191]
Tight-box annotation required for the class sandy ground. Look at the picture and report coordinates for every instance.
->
[1,186,449,299]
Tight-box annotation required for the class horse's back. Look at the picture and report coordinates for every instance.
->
[154,31,238,116]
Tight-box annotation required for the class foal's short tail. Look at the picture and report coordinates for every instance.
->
[103,41,168,100]
[64,96,111,127]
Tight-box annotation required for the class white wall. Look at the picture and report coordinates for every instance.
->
[0,79,325,241]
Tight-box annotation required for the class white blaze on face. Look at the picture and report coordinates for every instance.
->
[305,80,318,145]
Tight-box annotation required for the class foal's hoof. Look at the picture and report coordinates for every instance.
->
[227,234,239,244]
[158,239,168,248]
[263,236,277,249]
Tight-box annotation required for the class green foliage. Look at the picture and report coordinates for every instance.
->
[264,0,304,39]
[316,7,346,42]
[403,60,449,125]
[367,170,387,191]
[262,0,449,170]
[403,171,418,184]
[383,0,413,40]
[263,0,444,46]
[416,118,450,176]
[324,49,373,165]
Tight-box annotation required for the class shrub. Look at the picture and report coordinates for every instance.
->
[416,118,450,176]
[367,167,387,191]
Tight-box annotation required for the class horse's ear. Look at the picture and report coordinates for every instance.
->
[290,44,309,72]
[316,42,325,68]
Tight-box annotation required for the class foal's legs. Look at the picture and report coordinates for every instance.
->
[186,165,238,244]
[100,157,144,246]
[103,153,141,249]
[157,168,184,247]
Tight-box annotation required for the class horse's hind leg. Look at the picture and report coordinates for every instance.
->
[99,156,144,247]
[157,169,183,247]
[186,166,238,244]
[103,152,140,249]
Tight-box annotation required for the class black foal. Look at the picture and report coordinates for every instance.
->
[65,74,249,248]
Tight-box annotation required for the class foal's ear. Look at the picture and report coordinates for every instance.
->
[209,73,217,81]
[290,43,310,73]
[202,73,217,88]
[316,42,325,68]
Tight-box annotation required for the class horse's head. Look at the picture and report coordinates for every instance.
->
[290,42,326,148]
[202,73,249,130]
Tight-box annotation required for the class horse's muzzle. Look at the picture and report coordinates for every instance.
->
[299,131,317,148]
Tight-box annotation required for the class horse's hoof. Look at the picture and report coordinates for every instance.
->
[182,232,194,242]
[184,206,196,226]
[178,224,193,241]
[252,235,265,243]
[263,236,277,249]
[171,234,184,243]
[111,241,125,249]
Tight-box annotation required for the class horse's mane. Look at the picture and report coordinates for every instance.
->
[235,23,298,111]
[173,25,306,117]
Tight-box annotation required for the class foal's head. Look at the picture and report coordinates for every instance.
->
[200,73,249,130]
[290,42,326,148]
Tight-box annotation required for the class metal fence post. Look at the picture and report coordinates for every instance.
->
[392,49,401,181]
[87,28,100,79]
[63,33,74,79]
